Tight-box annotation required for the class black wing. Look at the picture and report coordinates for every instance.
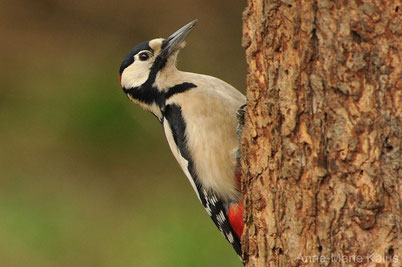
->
[163,104,242,257]
[197,183,242,256]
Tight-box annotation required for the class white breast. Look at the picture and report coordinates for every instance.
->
[166,72,246,202]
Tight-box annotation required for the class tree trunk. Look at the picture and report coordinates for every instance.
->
[240,0,401,266]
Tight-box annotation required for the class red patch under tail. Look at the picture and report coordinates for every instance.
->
[227,201,244,239]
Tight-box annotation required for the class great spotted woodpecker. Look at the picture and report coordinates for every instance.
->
[119,20,246,257]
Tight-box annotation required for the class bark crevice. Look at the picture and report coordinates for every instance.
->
[241,0,401,266]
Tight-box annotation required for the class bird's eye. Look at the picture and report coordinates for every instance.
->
[139,52,150,61]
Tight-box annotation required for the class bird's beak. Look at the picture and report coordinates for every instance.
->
[161,19,197,58]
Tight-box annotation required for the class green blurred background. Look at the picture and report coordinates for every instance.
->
[0,0,246,266]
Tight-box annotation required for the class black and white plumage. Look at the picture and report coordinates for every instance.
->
[119,20,245,258]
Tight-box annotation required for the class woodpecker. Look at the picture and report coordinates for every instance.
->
[119,20,246,257]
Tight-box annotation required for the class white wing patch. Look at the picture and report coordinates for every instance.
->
[216,210,226,224]
[226,232,234,243]
[203,189,213,216]
[210,194,218,205]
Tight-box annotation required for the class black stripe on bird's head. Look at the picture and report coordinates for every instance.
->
[119,20,197,91]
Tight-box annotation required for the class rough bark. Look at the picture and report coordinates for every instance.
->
[240,0,401,266]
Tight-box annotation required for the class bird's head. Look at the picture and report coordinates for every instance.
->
[119,20,197,116]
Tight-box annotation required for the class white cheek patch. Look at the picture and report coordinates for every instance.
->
[121,61,150,89]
